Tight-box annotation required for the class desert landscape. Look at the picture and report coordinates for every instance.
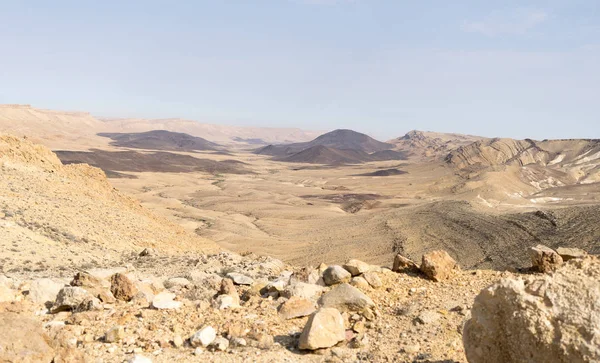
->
[0,104,598,362]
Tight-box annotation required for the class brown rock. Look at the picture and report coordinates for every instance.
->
[530,245,563,273]
[392,254,419,273]
[70,272,116,303]
[278,296,316,320]
[110,273,138,301]
[298,308,345,350]
[420,250,457,282]
[220,278,237,296]
[0,312,55,363]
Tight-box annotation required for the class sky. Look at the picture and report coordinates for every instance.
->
[0,0,599,140]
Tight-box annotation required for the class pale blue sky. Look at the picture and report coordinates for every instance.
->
[1,1,598,140]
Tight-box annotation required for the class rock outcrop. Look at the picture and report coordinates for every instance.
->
[298,308,346,350]
[420,250,458,281]
[0,313,55,363]
[530,244,563,273]
[463,257,600,363]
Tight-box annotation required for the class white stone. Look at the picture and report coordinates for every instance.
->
[190,326,216,348]
[226,273,254,286]
[129,355,152,363]
[151,292,181,310]
[28,279,64,305]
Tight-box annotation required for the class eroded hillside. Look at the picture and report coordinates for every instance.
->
[0,135,218,276]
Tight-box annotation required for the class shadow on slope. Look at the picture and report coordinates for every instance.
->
[98,130,222,152]
[55,149,252,175]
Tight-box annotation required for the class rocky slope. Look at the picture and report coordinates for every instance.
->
[256,130,405,164]
[0,134,598,363]
[390,130,486,159]
[0,134,218,276]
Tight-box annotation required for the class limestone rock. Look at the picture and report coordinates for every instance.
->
[318,283,375,314]
[392,254,419,273]
[556,247,587,262]
[463,257,600,363]
[152,291,182,310]
[281,282,324,301]
[0,312,55,363]
[52,287,93,312]
[211,336,230,351]
[164,277,191,289]
[323,265,352,286]
[71,272,115,303]
[226,272,254,286]
[362,272,382,289]
[27,279,64,305]
[129,355,153,363]
[219,278,238,296]
[416,310,441,325]
[530,244,563,273]
[278,296,316,320]
[213,294,240,310]
[71,271,109,289]
[298,308,345,350]
[190,326,216,348]
[105,325,125,343]
[350,276,370,290]
[342,259,371,276]
[0,285,16,303]
[110,273,138,301]
[420,250,457,282]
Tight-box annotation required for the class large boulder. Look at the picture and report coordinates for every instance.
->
[530,244,563,273]
[0,312,55,362]
[298,308,345,350]
[71,272,115,303]
[420,250,457,281]
[463,257,600,363]
[322,266,352,286]
[52,287,94,312]
[110,273,138,301]
[28,279,64,305]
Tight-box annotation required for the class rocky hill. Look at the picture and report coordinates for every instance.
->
[390,130,486,159]
[97,130,222,152]
[442,138,600,204]
[256,129,393,157]
[0,134,219,275]
[256,130,405,164]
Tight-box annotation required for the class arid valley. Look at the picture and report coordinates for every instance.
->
[0,104,599,362]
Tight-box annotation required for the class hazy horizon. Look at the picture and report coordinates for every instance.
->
[1,1,599,141]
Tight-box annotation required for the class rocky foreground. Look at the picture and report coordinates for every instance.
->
[0,246,598,363]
